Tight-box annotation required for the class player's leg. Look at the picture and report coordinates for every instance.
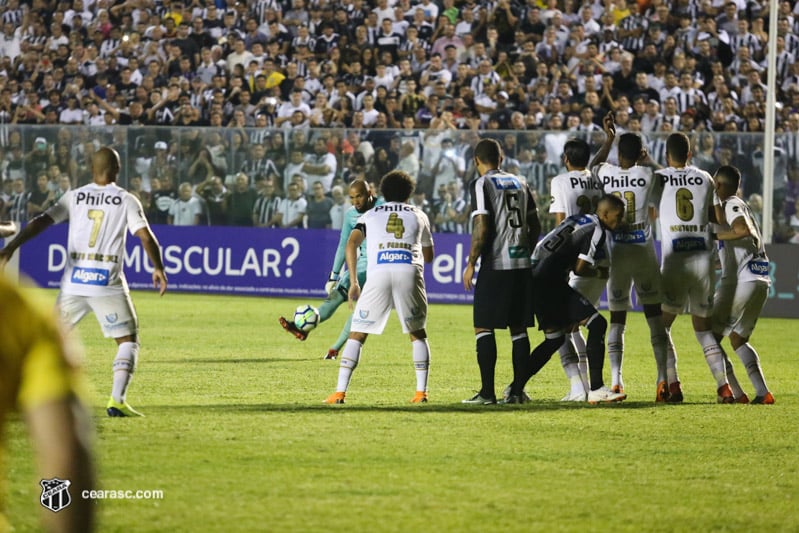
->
[88,294,143,417]
[323,272,365,360]
[508,329,565,401]
[564,274,601,396]
[712,282,748,402]
[729,282,773,403]
[607,254,635,395]
[395,272,430,403]
[634,244,669,400]
[55,292,92,330]
[688,260,733,403]
[502,270,535,403]
[660,258,688,402]
[324,272,391,404]
[463,270,506,404]
[557,327,586,401]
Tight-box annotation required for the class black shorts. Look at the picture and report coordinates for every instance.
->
[533,274,597,331]
[473,268,535,329]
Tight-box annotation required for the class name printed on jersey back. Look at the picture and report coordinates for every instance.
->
[489,176,522,190]
[75,191,123,206]
[71,267,110,285]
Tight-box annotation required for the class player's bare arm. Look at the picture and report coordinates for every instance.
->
[0,214,55,267]
[588,112,616,169]
[463,213,488,291]
[135,226,168,296]
[0,221,17,238]
[715,216,752,241]
[574,258,608,279]
[422,245,434,263]
[526,206,541,250]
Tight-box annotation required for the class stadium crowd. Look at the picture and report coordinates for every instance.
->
[0,0,799,240]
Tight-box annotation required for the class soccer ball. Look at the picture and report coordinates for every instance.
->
[294,305,320,333]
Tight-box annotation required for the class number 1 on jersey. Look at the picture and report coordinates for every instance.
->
[611,190,636,223]
[87,209,104,247]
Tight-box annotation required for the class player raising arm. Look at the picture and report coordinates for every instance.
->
[324,171,434,405]
[711,165,774,404]
[595,132,670,401]
[279,180,379,359]
[0,147,167,417]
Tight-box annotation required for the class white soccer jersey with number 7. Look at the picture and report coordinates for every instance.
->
[46,182,150,297]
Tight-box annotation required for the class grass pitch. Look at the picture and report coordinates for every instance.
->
[5,289,799,532]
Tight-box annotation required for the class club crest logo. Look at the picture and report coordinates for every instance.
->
[359,310,369,319]
[105,313,119,323]
[612,290,623,299]
[40,478,71,513]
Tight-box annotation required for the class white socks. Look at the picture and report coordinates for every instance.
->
[665,326,679,385]
[112,342,139,403]
[558,337,584,394]
[412,339,430,392]
[336,339,362,393]
[608,323,625,389]
[695,330,728,388]
[647,315,669,384]
[735,343,769,397]
[571,331,589,392]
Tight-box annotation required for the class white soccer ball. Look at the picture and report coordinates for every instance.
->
[294,305,320,333]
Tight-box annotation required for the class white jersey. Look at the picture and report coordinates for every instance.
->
[594,163,657,245]
[548,169,604,217]
[655,165,715,257]
[718,195,770,284]
[356,202,433,274]
[46,182,149,297]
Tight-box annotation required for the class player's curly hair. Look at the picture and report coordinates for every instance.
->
[380,170,416,202]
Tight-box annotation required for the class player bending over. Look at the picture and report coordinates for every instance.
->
[323,170,434,404]
[505,195,628,405]
[279,180,378,359]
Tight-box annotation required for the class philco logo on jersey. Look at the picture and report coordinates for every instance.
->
[377,250,413,264]
[601,175,646,188]
[659,174,704,187]
[489,176,521,190]
[71,267,110,285]
[75,191,122,206]
[570,176,603,190]
[375,204,414,212]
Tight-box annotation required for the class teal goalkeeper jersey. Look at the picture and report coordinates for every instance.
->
[331,198,384,276]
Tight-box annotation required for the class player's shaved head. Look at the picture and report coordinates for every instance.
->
[596,193,626,230]
[92,147,121,183]
[666,132,690,165]
[349,179,369,195]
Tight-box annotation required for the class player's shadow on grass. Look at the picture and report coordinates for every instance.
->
[144,401,665,413]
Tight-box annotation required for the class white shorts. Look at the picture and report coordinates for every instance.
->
[57,292,139,339]
[661,252,714,317]
[607,241,661,311]
[712,280,768,338]
[568,273,605,307]
[350,269,427,335]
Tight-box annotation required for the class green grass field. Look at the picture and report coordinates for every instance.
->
[5,289,799,532]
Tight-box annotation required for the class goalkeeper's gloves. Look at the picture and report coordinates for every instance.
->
[324,271,340,295]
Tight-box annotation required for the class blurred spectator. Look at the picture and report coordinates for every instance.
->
[276,181,307,228]
[168,182,203,226]
[253,178,282,228]
[305,180,333,228]
[196,176,230,226]
[7,177,28,224]
[329,184,348,230]
[27,172,54,217]
[227,173,259,226]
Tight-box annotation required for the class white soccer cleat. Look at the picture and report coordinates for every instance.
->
[587,386,627,405]
[561,390,587,402]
